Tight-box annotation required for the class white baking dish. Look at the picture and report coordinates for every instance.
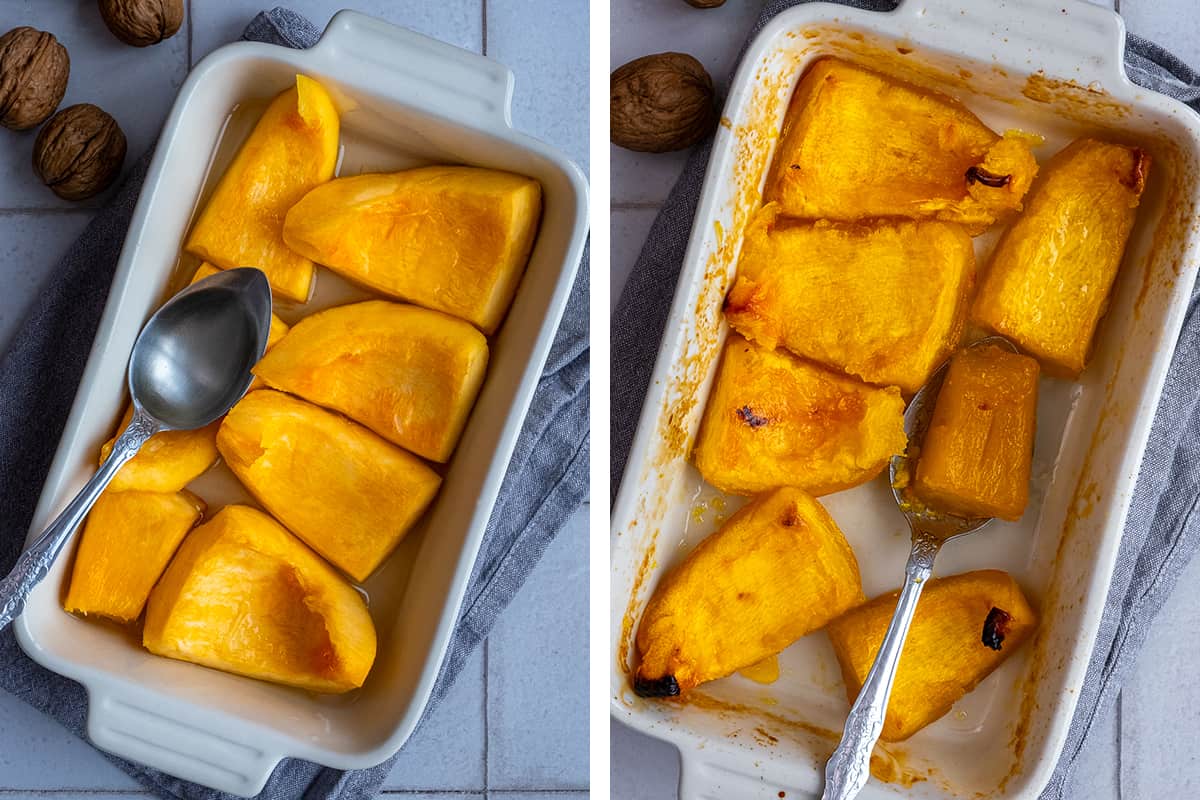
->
[15,11,587,797]
[610,1,1200,798]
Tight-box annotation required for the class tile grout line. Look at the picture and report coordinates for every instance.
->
[483,637,491,798]
[1116,690,1124,800]
[186,0,193,69]
[481,0,488,56]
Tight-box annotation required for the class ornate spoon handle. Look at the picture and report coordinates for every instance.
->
[821,533,942,800]
[0,408,160,629]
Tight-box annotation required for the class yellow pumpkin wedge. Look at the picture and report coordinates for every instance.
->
[692,335,907,496]
[726,205,975,394]
[826,570,1037,741]
[971,138,1149,376]
[635,487,864,696]
[283,167,542,333]
[914,345,1040,521]
[217,390,442,582]
[764,58,1038,233]
[253,300,488,462]
[64,490,205,623]
[185,74,339,302]
[144,505,377,693]
[99,405,219,493]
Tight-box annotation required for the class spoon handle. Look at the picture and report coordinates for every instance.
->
[821,534,942,800]
[0,409,161,629]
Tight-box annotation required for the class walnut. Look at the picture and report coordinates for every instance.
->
[98,0,184,47]
[0,27,70,131]
[33,104,127,200]
[611,52,717,153]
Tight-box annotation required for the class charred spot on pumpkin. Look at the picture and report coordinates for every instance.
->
[965,166,1012,188]
[781,505,801,527]
[634,674,681,698]
[982,606,1013,650]
[1122,148,1149,192]
[789,163,802,170]
[736,405,769,428]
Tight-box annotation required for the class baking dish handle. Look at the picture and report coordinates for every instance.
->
[892,0,1129,91]
[87,688,280,797]
[311,9,514,130]
[679,754,821,800]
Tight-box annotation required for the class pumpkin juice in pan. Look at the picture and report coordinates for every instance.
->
[62,73,545,694]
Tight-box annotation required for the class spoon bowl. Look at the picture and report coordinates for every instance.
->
[0,267,273,629]
[130,267,273,430]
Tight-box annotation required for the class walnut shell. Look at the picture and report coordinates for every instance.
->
[0,27,70,131]
[33,104,127,201]
[611,52,717,153]
[98,0,184,47]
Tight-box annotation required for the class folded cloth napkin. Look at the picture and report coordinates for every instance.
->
[611,1,1200,797]
[0,8,588,800]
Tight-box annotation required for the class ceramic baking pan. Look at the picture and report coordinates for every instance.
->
[16,11,587,797]
[611,0,1200,797]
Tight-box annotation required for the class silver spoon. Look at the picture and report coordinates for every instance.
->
[821,336,1018,800]
[0,267,273,629]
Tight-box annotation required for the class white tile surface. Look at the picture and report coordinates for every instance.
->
[610,207,658,313]
[487,505,590,790]
[383,645,486,791]
[0,212,94,352]
[189,1,483,63]
[1119,548,1200,798]
[0,0,587,796]
[0,689,141,790]
[487,0,591,174]
[0,2,188,210]
[1120,0,1200,68]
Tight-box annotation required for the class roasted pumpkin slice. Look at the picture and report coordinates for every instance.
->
[99,405,219,493]
[144,505,377,693]
[64,490,205,623]
[635,487,864,696]
[764,58,1039,233]
[218,390,442,582]
[971,138,1149,376]
[283,166,542,334]
[185,74,339,302]
[914,344,1040,521]
[826,570,1037,741]
[726,205,975,393]
[692,335,906,496]
[253,300,488,462]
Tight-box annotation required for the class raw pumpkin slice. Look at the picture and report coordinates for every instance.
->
[218,390,442,582]
[64,490,205,623]
[184,74,339,302]
[253,300,488,462]
[283,166,542,333]
[99,405,220,493]
[144,505,377,693]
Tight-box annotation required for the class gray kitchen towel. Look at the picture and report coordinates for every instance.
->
[0,8,587,800]
[611,1,1200,797]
